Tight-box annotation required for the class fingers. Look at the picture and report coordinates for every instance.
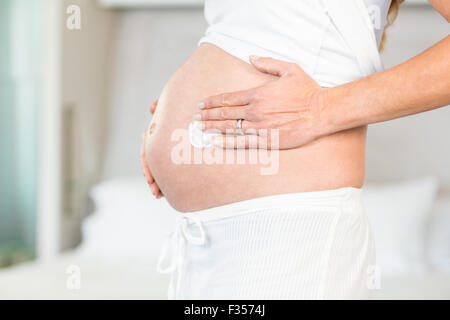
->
[150,182,164,198]
[201,119,256,134]
[140,133,154,184]
[146,101,164,198]
[155,188,164,199]
[211,134,274,150]
[149,100,158,114]
[202,89,255,109]
[197,106,249,121]
[249,55,295,77]
[150,183,160,197]
[141,132,164,199]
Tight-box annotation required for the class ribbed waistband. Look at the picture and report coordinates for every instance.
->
[182,187,363,223]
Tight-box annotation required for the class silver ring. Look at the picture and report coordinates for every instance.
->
[236,119,244,135]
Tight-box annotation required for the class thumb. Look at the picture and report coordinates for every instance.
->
[249,55,293,77]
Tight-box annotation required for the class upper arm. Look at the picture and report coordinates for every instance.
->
[428,0,450,22]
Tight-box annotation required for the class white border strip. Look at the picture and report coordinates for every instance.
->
[36,0,62,260]
[97,0,428,9]
[97,0,204,8]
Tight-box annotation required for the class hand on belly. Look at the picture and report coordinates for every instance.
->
[141,100,163,199]
[143,44,366,212]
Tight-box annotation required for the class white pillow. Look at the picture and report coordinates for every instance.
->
[363,177,438,276]
[428,197,450,272]
[79,177,177,259]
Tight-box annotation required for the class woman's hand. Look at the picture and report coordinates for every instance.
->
[197,56,329,150]
[200,37,450,150]
[141,100,164,199]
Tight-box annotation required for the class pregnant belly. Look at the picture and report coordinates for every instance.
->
[145,43,366,212]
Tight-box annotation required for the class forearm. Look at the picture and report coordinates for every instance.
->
[322,36,450,135]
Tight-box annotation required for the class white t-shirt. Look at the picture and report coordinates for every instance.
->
[195,0,389,148]
[199,0,390,86]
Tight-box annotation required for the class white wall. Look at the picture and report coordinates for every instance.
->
[368,5,450,192]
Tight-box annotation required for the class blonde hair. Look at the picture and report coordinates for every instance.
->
[379,0,404,51]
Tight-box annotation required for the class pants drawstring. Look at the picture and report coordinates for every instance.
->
[157,215,207,299]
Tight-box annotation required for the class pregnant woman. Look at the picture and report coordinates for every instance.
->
[141,0,450,299]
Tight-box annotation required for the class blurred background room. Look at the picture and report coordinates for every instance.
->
[0,0,449,299]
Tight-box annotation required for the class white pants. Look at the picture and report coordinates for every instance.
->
[157,188,375,299]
